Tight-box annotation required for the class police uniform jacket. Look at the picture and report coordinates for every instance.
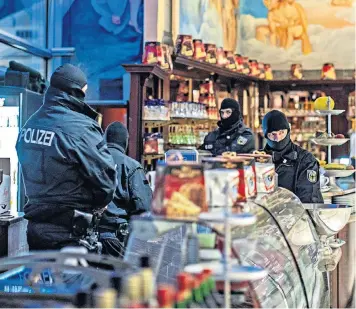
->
[264,142,324,203]
[16,86,117,243]
[200,121,255,155]
[99,143,152,232]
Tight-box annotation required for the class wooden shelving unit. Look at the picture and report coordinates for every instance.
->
[123,60,262,169]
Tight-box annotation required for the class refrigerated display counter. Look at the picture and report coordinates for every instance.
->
[125,188,352,308]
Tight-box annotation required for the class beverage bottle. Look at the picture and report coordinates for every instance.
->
[157,285,176,308]
[126,274,144,308]
[140,256,156,307]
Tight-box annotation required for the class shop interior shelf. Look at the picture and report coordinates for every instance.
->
[173,55,261,83]
[122,63,170,80]
[267,79,355,91]
[143,120,171,127]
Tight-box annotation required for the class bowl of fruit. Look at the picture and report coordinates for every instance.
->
[311,131,349,146]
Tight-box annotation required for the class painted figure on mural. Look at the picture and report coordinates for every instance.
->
[91,0,142,35]
[210,0,239,51]
[256,0,312,55]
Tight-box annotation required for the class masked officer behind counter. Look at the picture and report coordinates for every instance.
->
[200,98,255,155]
[16,64,117,251]
[98,122,152,257]
[262,110,324,203]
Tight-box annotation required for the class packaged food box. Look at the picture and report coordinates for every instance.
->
[321,63,336,80]
[238,153,275,193]
[143,133,164,154]
[193,39,206,61]
[264,64,273,80]
[225,51,236,70]
[233,54,243,73]
[258,62,266,79]
[143,41,164,65]
[175,34,194,57]
[216,47,226,66]
[203,158,240,208]
[221,153,257,200]
[204,43,217,64]
[248,59,259,77]
[152,163,208,219]
[242,56,250,75]
[290,63,303,80]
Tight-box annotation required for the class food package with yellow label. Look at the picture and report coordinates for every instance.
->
[152,162,208,219]
[202,158,240,208]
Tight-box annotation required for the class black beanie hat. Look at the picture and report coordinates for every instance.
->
[220,98,240,111]
[50,64,87,99]
[105,121,129,151]
[262,110,290,137]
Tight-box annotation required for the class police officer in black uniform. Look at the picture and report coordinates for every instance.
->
[16,64,117,251]
[262,110,324,203]
[200,98,255,155]
[99,122,152,257]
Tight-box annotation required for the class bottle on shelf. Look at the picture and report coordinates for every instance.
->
[126,274,144,308]
[140,256,156,307]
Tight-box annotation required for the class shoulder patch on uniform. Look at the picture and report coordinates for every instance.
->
[205,144,213,150]
[237,136,248,145]
[307,170,317,183]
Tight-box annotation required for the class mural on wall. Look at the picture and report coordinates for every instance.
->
[239,0,355,70]
[179,0,239,52]
[62,0,144,100]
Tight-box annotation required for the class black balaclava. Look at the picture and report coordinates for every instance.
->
[219,98,242,130]
[50,64,87,100]
[105,121,129,151]
[262,110,291,151]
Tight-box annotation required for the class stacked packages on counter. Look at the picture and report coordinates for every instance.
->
[142,35,274,80]
[152,152,276,219]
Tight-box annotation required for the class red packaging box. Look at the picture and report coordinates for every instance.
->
[204,44,217,64]
[193,39,206,61]
[152,163,208,219]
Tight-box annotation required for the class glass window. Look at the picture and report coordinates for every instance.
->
[0,0,47,48]
[0,43,46,77]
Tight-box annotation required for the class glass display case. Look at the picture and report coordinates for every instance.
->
[0,86,43,212]
[125,188,334,308]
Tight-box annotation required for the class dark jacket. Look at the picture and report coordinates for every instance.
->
[16,86,117,223]
[264,142,324,204]
[200,121,255,156]
[99,144,152,231]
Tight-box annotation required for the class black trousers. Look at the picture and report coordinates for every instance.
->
[27,221,80,251]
